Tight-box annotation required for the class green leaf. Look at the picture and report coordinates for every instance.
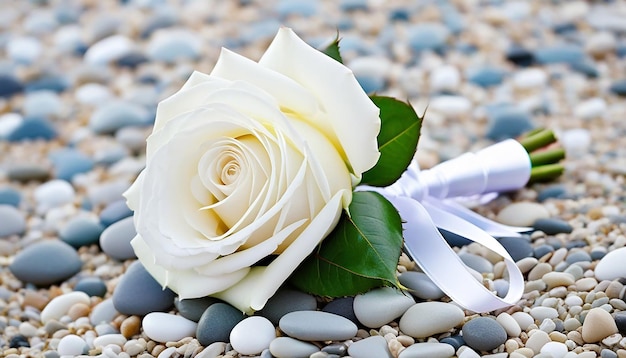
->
[361,96,422,187]
[289,191,404,297]
[321,32,343,64]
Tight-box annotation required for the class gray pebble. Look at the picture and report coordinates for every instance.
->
[99,216,136,260]
[59,216,104,248]
[175,296,221,322]
[533,218,573,235]
[398,271,445,300]
[112,260,175,316]
[0,204,26,237]
[347,335,393,358]
[196,303,245,346]
[279,311,357,341]
[461,316,507,352]
[269,337,320,357]
[257,288,317,325]
[9,240,82,286]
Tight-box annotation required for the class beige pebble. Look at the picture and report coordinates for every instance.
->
[527,262,552,281]
[542,272,575,290]
[512,347,534,358]
[549,331,567,343]
[603,333,623,346]
[575,277,598,291]
[567,330,584,345]
[525,330,550,354]
[505,339,519,352]
[120,315,141,338]
[23,290,50,310]
[606,281,625,298]
[388,339,404,357]
[67,302,91,320]
[496,312,521,337]
[617,349,626,358]
[496,202,549,226]
[395,335,414,347]
[517,257,539,274]
[548,248,568,266]
[582,307,619,343]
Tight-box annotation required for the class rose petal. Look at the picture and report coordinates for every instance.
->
[260,27,380,178]
[131,234,250,299]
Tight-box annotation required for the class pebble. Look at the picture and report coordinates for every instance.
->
[468,67,505,87]
[525,330,551,354]
[398,271,445,300]
[99,199,133,226]
[49,148,94,181]
[142,312,197,343]
[92,334,127,348]
[174,297,221,323]
[533,218,573,235]
[542,272,576,290]
[112,261,176,316]
[322,297,359,325]
[33,180,75,214]
[459,253,493,273]
[90,298,119,325]
[89,101,150,135]
[146,29,201,63]
[347,335,393,358]
[496,202,550,227]
[530,306,559,322]
[0,74,24,98]
[74,277,107,297]
[353,287,415,328]
[84,35,135,65]
[57,334,88,356]
[496,312,522,337]
[581,307,618,343]
[462,317,507,352]
[59,216,104,248]
[40,291,90,324]
[512,68,548,89]
[398,342,455,358]
[399,302,464,338]
[8,118,58,142]
[279,311,357,341]
[258,288,317,325]
[196,303,245,346]
[269,337,319,358]
[230,316,276,355]
[485,106,534,141]
[9,240,82,286]
[497,237,533,262]
[595,247,626,281]
[407,23,450,52]
[428,96,472,117]
[99,216,137,260]
[0,205,26,237]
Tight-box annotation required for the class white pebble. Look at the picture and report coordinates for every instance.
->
[57,334,88,356]
[540,341,568,358]
[93,334,127,348]
[511,312,534,331]
[512,68,548,89]
[75,83,113,106]
[574,98,607,120]
[429,65,461,92]
[41,291,90,324]
[560,129,591,156]
[595,247,626,281]
[84,35,135,65]
[230,316,276,355]
[142,312,197,343]
[496,202,549,227]
[496,312,521,337]
[34,179,76,214]
[0,113,23,139]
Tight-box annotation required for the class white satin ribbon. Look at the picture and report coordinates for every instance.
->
[358,139,533,312]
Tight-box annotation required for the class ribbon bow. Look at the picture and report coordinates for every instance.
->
[360,129,565,313]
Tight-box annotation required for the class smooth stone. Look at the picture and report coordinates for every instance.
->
[537,185,567,202]
[92,334,127,349]
[257,287,317,325]
[23,90,62,118]
[57,334,88,356]
[467,67,505,87]
[89,101,150,135]
[496,202,549,227]
[74,277,107,297]
[440,228,472,247]
[34,179,75,213]
[175,296,221,322]
[276,0,318,17]
[90,298,119,325]
[0,187,21,207]
[25,75,69,93]
[614,312,626,334]
[0,205,26,237]
[347,335,392,358]
[525,329,551,354]
[430,65,461,92]
[0,75,24,98]
[398,342,456,358]
[407,23,450,52]
[269,337,319,358]
[279,311,357,341]
[398,271,445,300]
[429,96,472,117]
[10,240,82,286]
[0,113,23,139]
[533,218,573,235]
[459,253,493,273]
[40,291,90,323]
[574,98,607,120]
[462,317,507,352]
[7,118,57,142]
[322,297,359,325]
[146,29,201,63]
[399,302,465,338]
[512,68,548,89]
[84,35,135,65]
[99,199,133,226]
[112,261,175,316]
[321,342,348,355]
[485,106,534,141]
[540,342,568,358]
[565,250,591,264]
[440,335,465,351]
[497,237,533,262]
[75,83,112,105]
[595,247,626,281]
[99,216,136,261]
[49,148,94,181]
[142,312,197,343]
[609,80,626,96]
[582,307,618,343]
[529,306,559,322]
[196,303,245,346]
[535,45,585,65]
[353,287,415,328]
[59,216,104,248]
[230,316,276,355]
[496,312,522,337]
[6,164,51,182]
[534,244,555,259]
[542,272,575,289]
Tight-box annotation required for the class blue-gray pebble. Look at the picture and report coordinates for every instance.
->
[112,261,175,316]
[497,237,533,262]
[99,216,136,261]
[279,311,357,341]
[74,277,107,297]
[0,187,21,207]
[461,316,507,352]
[9,240,82,286]
[196,303,245,346]
[257,288,317,325]
[59,216,104,248]
[533,218,573,235]
[175,296,221,322]
[99,199,133,227]
[322,296,359,325]
[0,205,26,237]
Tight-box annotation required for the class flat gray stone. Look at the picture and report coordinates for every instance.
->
[9,240,82,286]
[398,342,455,358]
[279,311,357,341]
[347,335,392,358]
[269,337,319,357]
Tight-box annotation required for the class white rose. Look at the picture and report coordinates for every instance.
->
[123,27,380,314]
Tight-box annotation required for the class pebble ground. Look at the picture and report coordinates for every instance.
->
[1,0,626,358]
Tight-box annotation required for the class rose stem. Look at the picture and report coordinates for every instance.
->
[519,128,557,153]
[529,164,565,183]
[529,148,566,167]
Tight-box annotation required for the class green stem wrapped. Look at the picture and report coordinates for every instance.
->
[529,148,566,167]
[529,164,565,183]
[519,128,557,153]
